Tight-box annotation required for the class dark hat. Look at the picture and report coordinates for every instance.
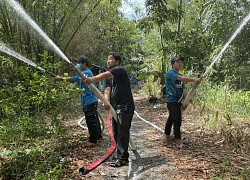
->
[170,56,184,64]
[74,56,89,66]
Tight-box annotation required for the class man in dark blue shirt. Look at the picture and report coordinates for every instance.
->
[165,56,200,148]
[85,52,134,167]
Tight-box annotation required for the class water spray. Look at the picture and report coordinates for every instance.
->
[1,0,115,116]
[0,42,56,77]
[1,0,116,121]
[182,11,250,108]
[1,0,71,64]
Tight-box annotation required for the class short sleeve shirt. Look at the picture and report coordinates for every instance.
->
[165,69,185,103]
[106,66,134,109]
[72,68,97,107]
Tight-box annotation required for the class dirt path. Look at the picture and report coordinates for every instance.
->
[71,94,249,179]
[81,113,176,180]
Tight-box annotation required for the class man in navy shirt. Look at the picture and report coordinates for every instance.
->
[54,56,102,144]
[85,52,134,167]
[165,56,200,148]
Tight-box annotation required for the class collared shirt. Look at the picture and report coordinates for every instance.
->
[72,68,97,107]
[165,69,185,103]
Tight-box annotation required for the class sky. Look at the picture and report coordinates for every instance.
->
[120,0,250,19]
[120,0,146,19]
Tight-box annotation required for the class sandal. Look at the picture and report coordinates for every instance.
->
[175,139,187,149]
[176,143,187,149]
[163,135,174,143]
[110,159,127,167]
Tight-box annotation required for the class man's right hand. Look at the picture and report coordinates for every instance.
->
[194,78,201,85]
[103,104,111,110]
[182,104,188,110]
[85,78,92,85]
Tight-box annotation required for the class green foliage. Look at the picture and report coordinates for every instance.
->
[139,76,161,98]
[0,61,80,146]
[145,0,179,26]
[193,79,250,118]
[0,61,80,178]
[137,57,163,97]
[0,144,70,179]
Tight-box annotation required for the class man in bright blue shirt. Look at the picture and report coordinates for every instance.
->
[55,56,102,144]
[165,56,200,148]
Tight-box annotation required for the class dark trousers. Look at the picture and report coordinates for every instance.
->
[165,102,182,139]
[83,102,102,143]
[112,105,134,160]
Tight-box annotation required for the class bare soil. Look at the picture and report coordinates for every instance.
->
[64,93,250,179]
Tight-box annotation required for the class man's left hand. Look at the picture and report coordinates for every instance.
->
[182,104,188,110]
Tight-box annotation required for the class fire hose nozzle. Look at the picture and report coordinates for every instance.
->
[79,166,87,175]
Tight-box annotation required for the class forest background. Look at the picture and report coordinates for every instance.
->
[0,0,249,179]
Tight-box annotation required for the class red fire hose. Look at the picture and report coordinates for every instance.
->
[79,114,116,175]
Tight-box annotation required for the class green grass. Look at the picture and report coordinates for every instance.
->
[193,79,250,119]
